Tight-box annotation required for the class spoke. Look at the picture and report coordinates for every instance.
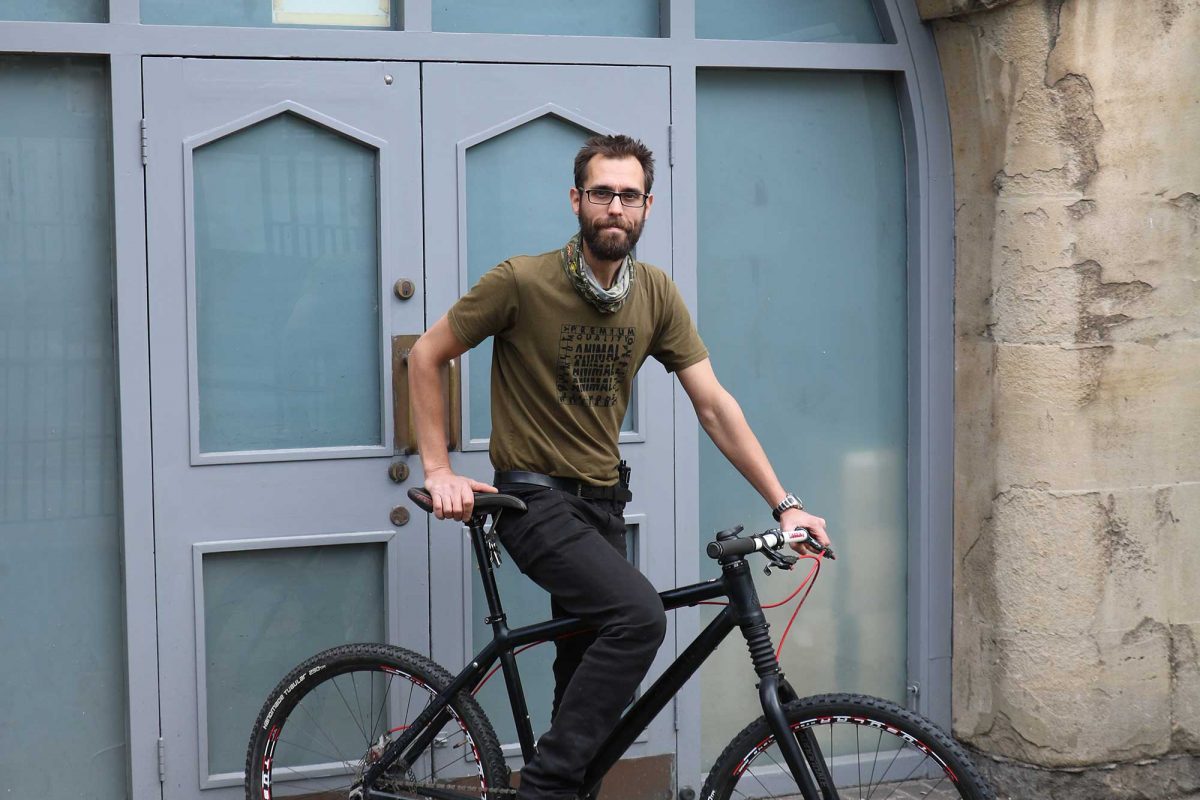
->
[865,728,884,797]
[877,752,934,800]
[416,743,473,780]
[294,688,356,769]
[274,735,356,767]
[332,673,371,744]
[869,735,906,798]
[743,764,776,800]
[856,724,863,798]
[370,672,402,744]
[270,758,357,779]
[920,771,951,797]
[756,745,790,798]
[829,723,839,800]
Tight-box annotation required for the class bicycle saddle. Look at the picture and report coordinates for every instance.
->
[407,487,528,516]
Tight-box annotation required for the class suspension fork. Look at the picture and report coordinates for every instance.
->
[721,556,836,800]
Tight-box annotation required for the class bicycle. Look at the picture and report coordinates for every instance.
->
[245,488,994,800]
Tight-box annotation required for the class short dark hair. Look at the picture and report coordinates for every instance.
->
[573,134,655,194]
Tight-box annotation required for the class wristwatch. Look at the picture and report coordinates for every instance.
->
[771,493,804,521]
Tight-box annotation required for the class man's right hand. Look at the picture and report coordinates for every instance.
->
[423,468,498,521]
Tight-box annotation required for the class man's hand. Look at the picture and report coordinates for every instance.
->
[424,468,497,521]
[779,507,832,557]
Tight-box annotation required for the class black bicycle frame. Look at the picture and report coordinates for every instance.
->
[360,517,830,800]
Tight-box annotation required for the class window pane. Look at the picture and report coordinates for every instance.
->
[0,0,106,22]
[202,543,386,775]
[696,0,883,43]
[143,0,395,28]
[696,69,908,764]
[193,113,382,454]
[0,56,125,799]
[434,0,658,36]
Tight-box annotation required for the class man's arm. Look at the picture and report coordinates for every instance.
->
[676,358,831,552]
[408,315,496,521]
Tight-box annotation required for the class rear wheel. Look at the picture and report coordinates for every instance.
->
[702,693,994,800]
[245,643,510,799]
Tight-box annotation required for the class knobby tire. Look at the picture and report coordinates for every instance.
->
[245,643,510,800]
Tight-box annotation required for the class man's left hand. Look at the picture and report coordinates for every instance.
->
[779,508,832,556]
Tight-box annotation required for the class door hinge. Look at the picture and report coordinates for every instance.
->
[667,124,675,167]
[157,737,166,782]
[140,119,149,166]
[906,682,921,712]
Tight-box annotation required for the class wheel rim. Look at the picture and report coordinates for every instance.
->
[255,663,493,799]
[725,715,967,800]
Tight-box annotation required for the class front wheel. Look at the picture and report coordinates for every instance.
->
[702,693,994,800]
[245,643,510,800]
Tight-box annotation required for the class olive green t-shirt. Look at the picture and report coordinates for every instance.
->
[448,249,708,485]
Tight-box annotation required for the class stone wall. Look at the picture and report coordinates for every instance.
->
[917,0,1200,796]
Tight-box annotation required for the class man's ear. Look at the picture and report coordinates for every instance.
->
[569,186,582,216]
[642,192,654,219]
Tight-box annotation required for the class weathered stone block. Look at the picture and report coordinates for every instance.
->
[975,751,1200,800]
[957,625,1172,766]
[991,340,1200,490]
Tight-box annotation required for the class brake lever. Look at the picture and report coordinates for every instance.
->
[762,547,798,576]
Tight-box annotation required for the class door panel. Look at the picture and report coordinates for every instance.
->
[421,62,676,769]
[144,58,426,798]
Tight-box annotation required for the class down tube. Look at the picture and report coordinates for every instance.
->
[580,607,737,793]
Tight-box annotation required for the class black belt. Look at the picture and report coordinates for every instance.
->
[494,470,632,503]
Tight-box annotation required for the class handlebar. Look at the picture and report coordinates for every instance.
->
[706,526,835,561]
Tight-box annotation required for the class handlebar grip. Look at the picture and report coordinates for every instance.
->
[706,537,760,559]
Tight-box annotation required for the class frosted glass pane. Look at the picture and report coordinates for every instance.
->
[697,0,882,43]
[143,0,396,28]
[193,113,382,453]
[434,0,658,36]
[0,56,125,799]
[1,0,106,22]
[696,69,908,764]
[203,543,386,775]
[464,115,590,442]
[474,525,636,744]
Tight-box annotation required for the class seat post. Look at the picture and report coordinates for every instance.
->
[467,513,539,761]
[467,515,507,626]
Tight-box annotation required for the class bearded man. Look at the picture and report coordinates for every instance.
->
[409,134,831,800]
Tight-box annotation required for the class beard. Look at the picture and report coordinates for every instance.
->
[579,211,645,262]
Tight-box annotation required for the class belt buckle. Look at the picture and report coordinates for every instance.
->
[575,482,584,497]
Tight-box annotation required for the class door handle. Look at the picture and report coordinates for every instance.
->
[392,334,461,454]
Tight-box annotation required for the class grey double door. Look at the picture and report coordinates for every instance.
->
[143,58,675,800]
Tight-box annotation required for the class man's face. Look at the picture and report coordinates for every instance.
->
[570,156,654,262]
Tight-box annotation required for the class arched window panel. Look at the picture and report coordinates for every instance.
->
[190,111,383,455]
[462,112,636,446]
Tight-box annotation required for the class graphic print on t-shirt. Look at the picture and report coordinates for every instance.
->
[556,323,636,408]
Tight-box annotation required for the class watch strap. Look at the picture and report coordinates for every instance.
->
[772,493,804,521]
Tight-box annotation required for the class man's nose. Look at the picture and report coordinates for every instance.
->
[605,196,625,214]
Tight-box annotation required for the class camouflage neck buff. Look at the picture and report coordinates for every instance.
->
[560,233,634,314]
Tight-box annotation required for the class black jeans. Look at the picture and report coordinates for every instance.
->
[496,487,667,800]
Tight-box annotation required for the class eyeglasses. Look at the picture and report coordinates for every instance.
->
[579,187,649,208]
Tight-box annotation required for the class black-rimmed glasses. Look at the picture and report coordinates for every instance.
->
[579,187,649,208]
